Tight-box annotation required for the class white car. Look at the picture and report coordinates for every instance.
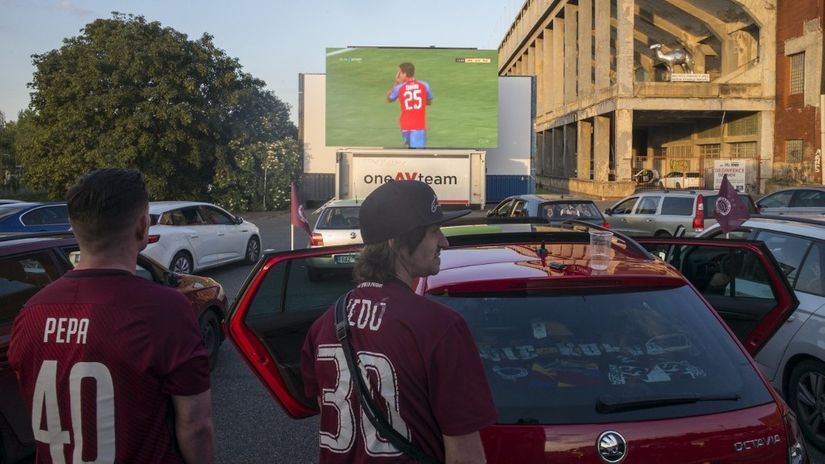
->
[307,199,362,279]
[144,201,261,273]
[658,171,704,189]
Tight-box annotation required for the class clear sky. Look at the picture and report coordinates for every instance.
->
[0,0,524,124]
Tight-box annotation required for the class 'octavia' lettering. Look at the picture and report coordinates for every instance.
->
[43,317,89,344]
[734,434,781,452]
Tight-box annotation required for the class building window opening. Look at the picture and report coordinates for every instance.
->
[790,53,805,95]
[786,139,803,163]
[729,142,757,159]
[700,144,721,158]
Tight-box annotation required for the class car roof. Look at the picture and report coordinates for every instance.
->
[0,232,77,255]
[148,201,214,213]
[705,215,825,239]
[319,198,363,208]
[428,230,684,290]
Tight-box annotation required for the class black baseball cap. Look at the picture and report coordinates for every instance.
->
[359,181,470,244]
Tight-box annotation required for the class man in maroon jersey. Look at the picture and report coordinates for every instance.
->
[387,62,433,148]
[301,180,496,463]
[9,168,214,463]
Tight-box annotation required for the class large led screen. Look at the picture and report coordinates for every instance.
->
[326,47,498,149]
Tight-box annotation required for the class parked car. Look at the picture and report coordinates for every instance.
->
[225,224,809,463]
[145,201,261,273]
[0,202,70,233]
[306,199,362,280]
[604,189,758,237]
[0,232,227,463]
[486,194,608,227]
[658,171,704,189]
[691,215,825,451]
[757,187,825,217]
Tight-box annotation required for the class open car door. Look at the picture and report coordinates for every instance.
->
[227,245,361,417]
[636,238,799,356]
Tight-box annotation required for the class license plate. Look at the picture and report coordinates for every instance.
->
[334,253,357,264]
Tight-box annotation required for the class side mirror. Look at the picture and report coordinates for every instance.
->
[235,216,244,224]
[603,208,612,215]
[485,210,494,218]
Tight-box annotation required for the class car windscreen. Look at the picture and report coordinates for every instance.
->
[317,206,360,230]
[429,285,772,424]
[704,194,758,215]
[540,202,601,219]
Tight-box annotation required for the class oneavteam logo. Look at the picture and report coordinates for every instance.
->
[362,172,458,185]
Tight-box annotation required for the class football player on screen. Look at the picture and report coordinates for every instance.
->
[387,62,433,148]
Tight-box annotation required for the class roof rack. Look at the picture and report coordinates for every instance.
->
[560,219,654,258]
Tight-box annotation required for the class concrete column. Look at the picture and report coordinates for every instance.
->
[615,0,634,96]
[594,115,611,182]
[542,27,553,113]
[564,3,579,105]
[535,37,544,114]
[578,119,593,180]
[759,110,775,194]
[565,123,578,178]
[554,127,564,177]
[615,109,633,181]
[552,20,565,110]
[594,0,611,90]
[527,44,535,75]
[578,0,594,98]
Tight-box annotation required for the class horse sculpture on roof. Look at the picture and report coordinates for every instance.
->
[650,43,695,76]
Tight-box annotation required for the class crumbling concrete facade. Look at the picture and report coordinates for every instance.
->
[500,0,780,196]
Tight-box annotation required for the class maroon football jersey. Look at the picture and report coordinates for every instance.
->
[8,269,210,463]
[301,280,497,463]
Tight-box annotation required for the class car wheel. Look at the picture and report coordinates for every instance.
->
[245,236,260,264]
[675,182,682,189]
[170,251,193,274]
[654,230,672,237]
[658,181,664,188]
[789,359,825,451]
[199,310,221,371]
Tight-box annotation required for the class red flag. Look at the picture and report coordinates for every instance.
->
[714,174,750,233]
[291,182,311,236]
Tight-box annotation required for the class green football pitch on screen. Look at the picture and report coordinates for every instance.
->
[325,47,498,149]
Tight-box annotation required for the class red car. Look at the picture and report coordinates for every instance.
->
[227,223,810,463]
[0,233,226,463]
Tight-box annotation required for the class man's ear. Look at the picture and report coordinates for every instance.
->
[137,212,150,240]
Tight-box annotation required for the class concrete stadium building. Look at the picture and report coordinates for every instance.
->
[499,0,824,196]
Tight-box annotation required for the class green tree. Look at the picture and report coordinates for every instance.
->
[16,13,296,205]
[0,111,20,192]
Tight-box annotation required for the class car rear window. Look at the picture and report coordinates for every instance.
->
[317,206,360,230]
[661,197,694,215]
[704,194,758,215]
[430,285,772,424]
[540,202,601,219]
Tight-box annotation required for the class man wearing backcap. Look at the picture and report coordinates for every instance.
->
[301,180,496,463]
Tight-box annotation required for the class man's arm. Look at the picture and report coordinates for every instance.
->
[173,390,216,464]
[443,431,486,464]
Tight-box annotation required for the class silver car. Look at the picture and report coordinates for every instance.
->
[757,187,825,217]
[700,215,825,451]
[604,190,758,237]
[487,194,607,227]
[307,199,362,279]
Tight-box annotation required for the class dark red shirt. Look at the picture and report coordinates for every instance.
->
[301,280,496,463]
[8,269,210,463]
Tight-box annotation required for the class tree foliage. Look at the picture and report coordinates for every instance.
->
[0,111,20,192]
[16,13,296,206]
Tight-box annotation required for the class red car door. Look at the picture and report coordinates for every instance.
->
[636,237,799,356]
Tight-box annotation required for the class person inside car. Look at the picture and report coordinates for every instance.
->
[301,180,497,463]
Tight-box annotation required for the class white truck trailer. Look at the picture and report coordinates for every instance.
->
[336,149,486,207]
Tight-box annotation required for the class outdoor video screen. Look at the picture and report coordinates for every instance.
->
[325,47,498,149]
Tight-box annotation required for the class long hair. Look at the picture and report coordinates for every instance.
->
[354,225,427,284]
